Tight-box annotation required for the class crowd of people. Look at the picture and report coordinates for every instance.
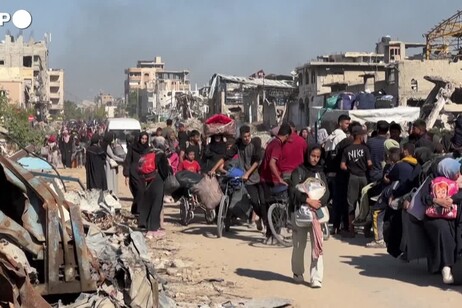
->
[42,121,108,169]
[46,114,462,289]
[320,115,462,285]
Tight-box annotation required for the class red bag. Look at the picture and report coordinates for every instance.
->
[139,152,156,181]
[205,114,233,125]
[204,114,236,137]
[425,204,457,219]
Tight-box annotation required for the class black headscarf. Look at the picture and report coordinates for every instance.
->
[208,135,226,156]
[90,134,100,146]
[304,145,324,173]
[101,132,114,153]
[87,134,105,155]
[132,131,150,154]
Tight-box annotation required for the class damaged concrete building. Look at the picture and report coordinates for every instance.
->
[124,57,191,120]
[0,34,65,117]
[207,72,296,128]
[292,11,462,128]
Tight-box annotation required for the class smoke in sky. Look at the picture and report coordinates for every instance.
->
[5,0,461,100]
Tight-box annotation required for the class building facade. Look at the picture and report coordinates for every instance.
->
[124,56,190,118]
[96,93,115,106]
[377,36,462,105]
[48,69,64,115]
[294,52,386,127]
[0,34,64,116]
[0,35,49,108]
[0,67,33,107]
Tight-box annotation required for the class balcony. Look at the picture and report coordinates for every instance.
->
[50,92,61,98]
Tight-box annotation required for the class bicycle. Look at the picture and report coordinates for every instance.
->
[267,186,330,247]
[179,188,216,226]
[216,174,244,238]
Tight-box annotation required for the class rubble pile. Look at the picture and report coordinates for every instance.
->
[60,190,174,306]
[64,190,138,231]
[57,227,175,308]
[0,154,293,307]
[183,117,204,133]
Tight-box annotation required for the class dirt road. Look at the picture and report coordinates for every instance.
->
[62,169,462,307]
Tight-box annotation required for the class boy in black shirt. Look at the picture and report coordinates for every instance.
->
[341,125,372,237]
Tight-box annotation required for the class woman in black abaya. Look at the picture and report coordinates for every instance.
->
[423,158,462,285]
[123,132,149,215]
[138,145,170,239]
[85,135,107,190]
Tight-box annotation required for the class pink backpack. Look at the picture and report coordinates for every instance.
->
[431,177,458,199]
[426,177,459,219]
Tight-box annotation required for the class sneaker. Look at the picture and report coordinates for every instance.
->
[366,240,386,248]
[293,274,304,284]
[310,280,322,288]
[442,266,454,284]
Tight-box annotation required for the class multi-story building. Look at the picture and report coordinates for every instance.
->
[124,56,190,118]
[0,35,49,109]
[96,93,114,106]
[48,69,64,115]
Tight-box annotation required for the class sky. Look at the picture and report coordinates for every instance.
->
[1,0,461,102]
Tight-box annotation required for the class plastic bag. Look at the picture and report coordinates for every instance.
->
[296,177,326,200]
[295,205,314,227]
[164,173,180,194]
[113,143,126,160]
[192,175,223,210]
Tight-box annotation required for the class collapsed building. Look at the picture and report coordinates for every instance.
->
[292,10,462,129]
[207,73,296,128]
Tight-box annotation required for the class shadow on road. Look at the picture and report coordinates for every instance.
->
[235,268,309,286]
[179,225,264,244]
[341,253,462,292]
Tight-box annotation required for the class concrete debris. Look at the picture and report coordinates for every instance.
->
[183,117,204,132]
[60,229,172,308]
[64,190,121,214]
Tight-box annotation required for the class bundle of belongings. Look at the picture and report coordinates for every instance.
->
[326,89,396,110]
[204,114,236,137]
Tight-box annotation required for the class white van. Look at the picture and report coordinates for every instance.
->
[106,118,142,153]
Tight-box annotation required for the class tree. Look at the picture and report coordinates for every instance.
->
[63,100,83,120]
[126,90,139,118]
[0,96,46,150]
